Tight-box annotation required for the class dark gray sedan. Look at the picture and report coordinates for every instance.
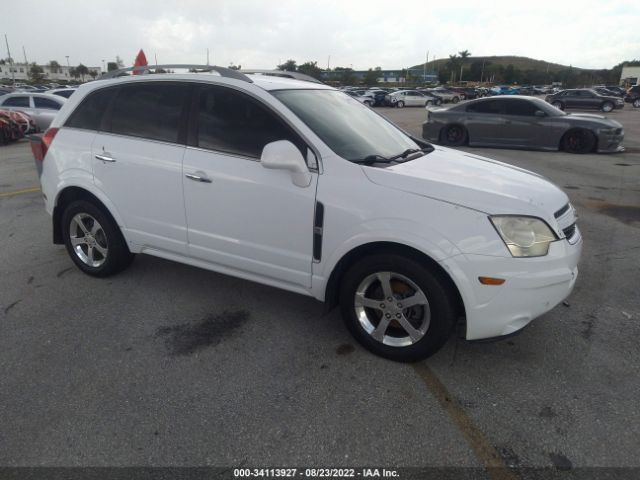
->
[422,96,624,154]
[545,89,624,112]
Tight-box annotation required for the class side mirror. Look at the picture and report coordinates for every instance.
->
[260,140,312,188]
[534,110,546,117]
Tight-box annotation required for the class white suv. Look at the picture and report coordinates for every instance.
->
[33,66,582,361]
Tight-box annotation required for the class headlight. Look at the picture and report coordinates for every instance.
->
[599,127,618,134]
[490,216,557,257]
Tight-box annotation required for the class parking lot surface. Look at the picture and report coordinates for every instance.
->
[1,104,639,473]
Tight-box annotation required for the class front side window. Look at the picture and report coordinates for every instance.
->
[273,89,418,162]
[2,96,29,107]
[196,85,303,158]
[504,99,538,116]
[109,83,189,143]
[34,97,62,110]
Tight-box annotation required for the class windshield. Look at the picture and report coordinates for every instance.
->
[272,89,419,162]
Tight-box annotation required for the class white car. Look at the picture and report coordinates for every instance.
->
[0,92,66,131]
[385,90,439,108]
[45,88,77,99]
[33,66,581,361]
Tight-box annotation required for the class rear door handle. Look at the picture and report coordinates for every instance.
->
[95,153,116,162]
[185,172,212,183]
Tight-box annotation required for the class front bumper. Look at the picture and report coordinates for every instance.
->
[596,129,625,153]
[422,121,441,143]
[441,232,582,340]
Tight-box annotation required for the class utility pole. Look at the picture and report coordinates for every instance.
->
[102,59,106,71]
[480,59,485,84]
[423,50,428,84]
[327,55,330,70]
[22,46,28,65]
[4,34,15,84]
[206,48,210,66]
[154,53,158,67]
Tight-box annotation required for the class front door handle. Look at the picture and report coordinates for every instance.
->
[185,172,212,183]
[95,153,116,162]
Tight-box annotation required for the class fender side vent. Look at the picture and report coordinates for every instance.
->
[313,201,324,262]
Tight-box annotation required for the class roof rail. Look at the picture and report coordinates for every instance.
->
[240,70,324,84]
[100,64,252,83]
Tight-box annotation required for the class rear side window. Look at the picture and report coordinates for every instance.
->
[466,100,503,114]
[109,83,189,143]
[34,97,62,110]
[2,96,29,107]
[66,88,115,130]
[195,85,303,158]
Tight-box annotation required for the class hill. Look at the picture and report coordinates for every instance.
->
[411,55,595,72]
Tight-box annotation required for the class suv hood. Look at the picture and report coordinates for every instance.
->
[362,147,568,219]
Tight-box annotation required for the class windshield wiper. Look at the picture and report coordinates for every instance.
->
[352,147,433,165]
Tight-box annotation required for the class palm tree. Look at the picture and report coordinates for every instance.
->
[446,54,460,83]
[458,50,471,82]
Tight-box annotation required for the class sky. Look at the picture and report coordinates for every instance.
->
[2,0,639,71]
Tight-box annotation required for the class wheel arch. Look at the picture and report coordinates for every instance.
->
[322,241,466,322]
[559,127,598,153]
[52,186,124,245]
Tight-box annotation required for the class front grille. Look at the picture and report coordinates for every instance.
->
[555,203,570,219]
[563,223,576,239]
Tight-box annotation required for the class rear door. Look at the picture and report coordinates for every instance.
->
[464,99,506,144]
[181,84,318,289]
[91,82,190,254]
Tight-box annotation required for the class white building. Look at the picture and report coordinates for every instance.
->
[620,66,640,86]
[0,62,102,82]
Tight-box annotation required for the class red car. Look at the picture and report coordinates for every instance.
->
[0,109,36,145]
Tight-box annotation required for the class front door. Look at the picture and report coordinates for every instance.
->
[182,84,317,289]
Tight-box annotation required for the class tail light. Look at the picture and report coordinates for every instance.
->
[30,127,59,162]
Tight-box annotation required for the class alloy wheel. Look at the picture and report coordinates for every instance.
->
[354,271,430,347]
[69,213,108,268]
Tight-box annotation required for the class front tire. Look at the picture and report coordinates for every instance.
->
[632,99,640,108]
[552,101,564,110]
[339,254,456,362]
[62,200,134,277]
[601,101,614,113]
[396,101,405,108]
[562,129,595,154]
[452,96,460,104]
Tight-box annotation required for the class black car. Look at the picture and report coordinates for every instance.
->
[545,89,624,112]
[624,85,640,108]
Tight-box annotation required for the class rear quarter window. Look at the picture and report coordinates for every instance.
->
[65,88,116,131]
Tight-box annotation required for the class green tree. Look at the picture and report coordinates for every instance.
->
[297,61,323,79]
[334,67,356,85]
[88,70,98,80]
[76,63,89,81]
[363,68,379,86]
[228,64,241,70]
[107,62,118,72]
[48,60,61,74]
[458,50,471,82]
[277,59,297,72]
[503,64,517,84]
[69,67,79,81]
[28,63,46,83]
[446,55,461,83]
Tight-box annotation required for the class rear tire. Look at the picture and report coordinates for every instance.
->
[339,254,456,362]
[633,99,640,108]
[552,101,564,110]
[62,200,134,277]
[562,129,596,154]
[452,96,460,104]
[440,124,468,146]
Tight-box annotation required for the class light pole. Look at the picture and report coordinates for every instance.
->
[102,59,105,72]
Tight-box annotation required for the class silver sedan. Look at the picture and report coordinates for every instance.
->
[422,96,624,154]
[0,92,66,131]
